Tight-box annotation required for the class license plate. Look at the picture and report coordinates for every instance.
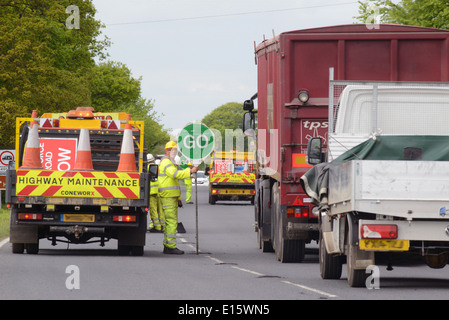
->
[360,239,409,251]
[61,214,95,223]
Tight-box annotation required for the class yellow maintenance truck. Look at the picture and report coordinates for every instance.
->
[5,107,157,255]
[207,150,256,205]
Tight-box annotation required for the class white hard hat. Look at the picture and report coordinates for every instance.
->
[147,153,155,162]
[174,155,181,166]
[155,159,161,165]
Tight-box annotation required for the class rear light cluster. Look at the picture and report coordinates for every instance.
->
[18,213,42,220]
[286,206,309,218]
[112,215,136,222]
[361,224,398,239]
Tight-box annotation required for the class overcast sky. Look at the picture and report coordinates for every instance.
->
[92,0,362,132]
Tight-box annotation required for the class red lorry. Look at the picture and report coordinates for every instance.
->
[243,24,449,262]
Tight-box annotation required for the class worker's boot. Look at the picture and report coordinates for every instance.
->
[163,247,184,255]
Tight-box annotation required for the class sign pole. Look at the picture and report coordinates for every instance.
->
[177,123,215,256]
[194,172,198,255]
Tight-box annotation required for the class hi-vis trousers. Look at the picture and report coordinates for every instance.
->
[160,197,179,249]
[149,194,165,231]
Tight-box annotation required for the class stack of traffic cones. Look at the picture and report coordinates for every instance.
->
[73,128,94,171]
[117,114,137,172]
[21,110,43,169]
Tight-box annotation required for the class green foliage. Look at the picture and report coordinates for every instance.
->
[90,61,170,154]
[0,0,168,154]
[356,0,449,30]
[202,102,248,151]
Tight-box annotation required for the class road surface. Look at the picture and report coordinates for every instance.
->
[1,182,449,302]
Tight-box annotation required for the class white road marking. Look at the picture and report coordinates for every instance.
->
[282,280,338,298]
[0,237,9,249]
[184,238,338,299]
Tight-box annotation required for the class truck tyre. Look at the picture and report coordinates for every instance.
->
[319,230,342,279]
[258,226,273,252]
[131,245,144,256]
[25,242,39,255]
[276,237,305,263]
[272,183,305,262]
[347,242,368,287]
[12,243,24,254]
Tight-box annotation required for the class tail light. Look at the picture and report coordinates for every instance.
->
[18,213,42,220]
[112,215,136,222]
[286,206,309,218]
[361,224,398,239]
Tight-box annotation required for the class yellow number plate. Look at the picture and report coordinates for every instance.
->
[360,239,409,251]
[61,214,95,223]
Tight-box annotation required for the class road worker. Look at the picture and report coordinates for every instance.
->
[184,162,194,204]
[158,141,198,254]
[148,154,164,233]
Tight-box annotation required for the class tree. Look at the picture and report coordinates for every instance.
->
[90,61,141,112]
[0,0,109,148]
[0,0,169,153]
[355,0,449,30]
[202,102,248,151]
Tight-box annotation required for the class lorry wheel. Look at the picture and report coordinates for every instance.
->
[209,194,216,205]
[118,245,131,256]
[25,242,39,254]
[258,226,273,252]
[347,242,368,287]
[319,231,342,279]
[276,238,305,263]
[131,245,144,256]
[12,243,24,254]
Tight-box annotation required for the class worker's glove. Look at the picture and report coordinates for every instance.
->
[178,199,183,208]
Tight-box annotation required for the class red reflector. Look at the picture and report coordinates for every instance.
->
[361,224,398,239]
[18,213,42,220]
[113,215,136,222]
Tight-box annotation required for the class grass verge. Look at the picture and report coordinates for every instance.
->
[0,207,9,240]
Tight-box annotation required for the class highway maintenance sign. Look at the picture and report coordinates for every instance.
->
[15,170,140,199]
[177,123,214,165]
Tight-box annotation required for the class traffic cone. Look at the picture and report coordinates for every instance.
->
[21,111,42,169]
[117,115,137,172]
[73,128,94,171]
[177,222,186,234]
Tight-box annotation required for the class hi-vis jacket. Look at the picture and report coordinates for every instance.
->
[158,156,191,198]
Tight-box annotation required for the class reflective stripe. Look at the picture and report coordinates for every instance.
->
[173,170,180,178]
[158,173,167,177]
[163,164,174,174]
[150,184,159,188]
[162,204,174,208]
[159,186,180,191]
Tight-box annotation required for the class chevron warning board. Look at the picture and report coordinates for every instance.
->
[16,170,140,199]
[210,172,255,184]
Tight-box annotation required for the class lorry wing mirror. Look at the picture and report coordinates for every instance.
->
[307,137,323,165]
[149,163,159,181]
[243,99,254,111]
[205,166,210,176]
[243,112,255,136]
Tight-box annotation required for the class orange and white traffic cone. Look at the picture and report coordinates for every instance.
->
[20,110,43,169]
[117,115,137,172]
[73,128,94,171]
